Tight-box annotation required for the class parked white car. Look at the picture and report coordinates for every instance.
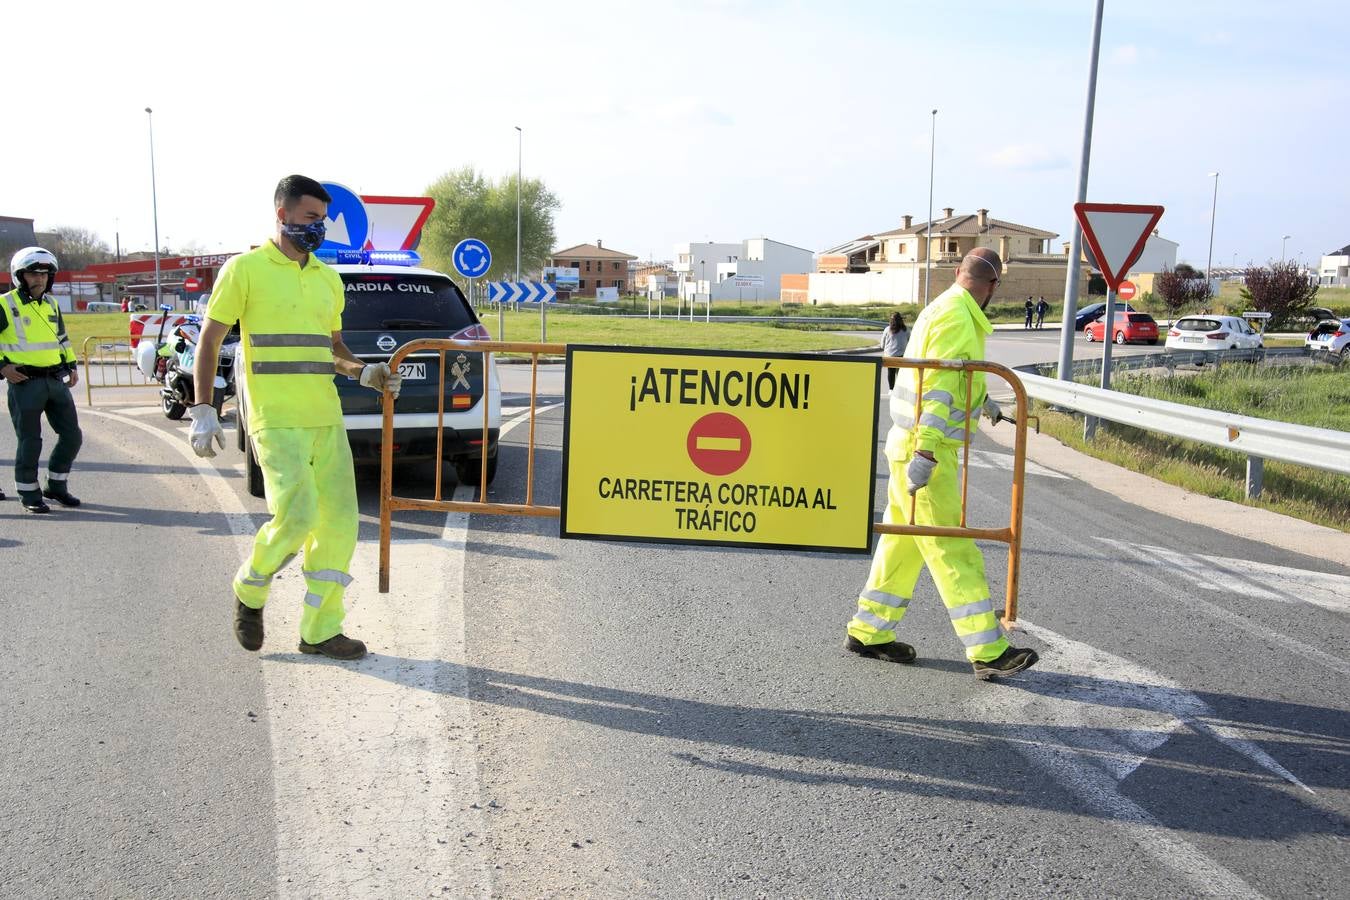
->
[1164,315,1264,351]
[1305,318,1350,359]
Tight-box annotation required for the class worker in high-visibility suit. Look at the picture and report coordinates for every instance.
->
[846,248,1040,679]
[1,247,83,513]
[187,175,402,661]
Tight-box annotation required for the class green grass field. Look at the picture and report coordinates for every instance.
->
[1035,363,1350,532]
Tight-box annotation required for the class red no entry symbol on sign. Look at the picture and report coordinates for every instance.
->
[687,412,752,476]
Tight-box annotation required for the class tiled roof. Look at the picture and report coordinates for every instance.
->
[551,243,639,260]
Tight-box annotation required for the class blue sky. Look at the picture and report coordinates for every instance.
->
[7,0,1346,270]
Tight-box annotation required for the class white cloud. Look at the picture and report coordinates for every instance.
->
[1112,44,1140,64]
[987,144,1070,173]
[1200,30,1233,46]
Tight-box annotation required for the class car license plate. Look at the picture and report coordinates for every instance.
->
[1182,336,1201,343]
[398,363,426,380]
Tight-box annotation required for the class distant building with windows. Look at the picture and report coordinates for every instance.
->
[548,240,639,296]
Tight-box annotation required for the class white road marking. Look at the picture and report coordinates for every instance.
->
[85,408,495,897]
[1098,538,1350,616]
[965,448,1066,479]
[1098,538,1350,677]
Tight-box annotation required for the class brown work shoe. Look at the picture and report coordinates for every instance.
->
[846,634,917,664]
[299,634,368,660]
[972,646,1039,680]
[234,601,264,651]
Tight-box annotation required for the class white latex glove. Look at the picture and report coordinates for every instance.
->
[188,404,226,458]
[360,362,402,399]
[982,397,1006,426]
[906,453,937,496]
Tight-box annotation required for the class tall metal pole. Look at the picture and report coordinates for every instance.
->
[145,107,162,310]
[924,108,937,307]
[1281,235,1291,263]
[1055,0,1105,382]
[1205,172,1219,282]
[514,125,522,284]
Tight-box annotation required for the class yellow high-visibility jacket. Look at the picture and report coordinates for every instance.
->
[888,283,993,454]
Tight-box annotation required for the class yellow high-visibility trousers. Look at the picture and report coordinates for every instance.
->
[847,430,1010,663]
[232,425,358,645]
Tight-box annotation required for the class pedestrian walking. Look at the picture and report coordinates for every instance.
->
[1023,296,1034,329]
[880,311,908,390]
[1,247,83,513]
[186,175,402,660]
[1035,296,1049,329]
[845,248,1040,679]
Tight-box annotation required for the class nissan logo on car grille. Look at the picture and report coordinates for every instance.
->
[377,334,397,352]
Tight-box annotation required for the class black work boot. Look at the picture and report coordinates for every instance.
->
[234,601,264,651]
[20,492,50,514]
[299,634,368,660]
[43,484,81,507]
[972,646,1040,680]
[846,634,917,664]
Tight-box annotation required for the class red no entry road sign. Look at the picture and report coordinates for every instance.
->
[184,276,201,291]
[1117,280,1137,301]
[687,412,752,476]
[1074,203,1164,292]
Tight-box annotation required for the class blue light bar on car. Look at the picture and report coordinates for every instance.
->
[313,248,422,266]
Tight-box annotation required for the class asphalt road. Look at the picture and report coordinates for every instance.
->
[2,330,1347,898]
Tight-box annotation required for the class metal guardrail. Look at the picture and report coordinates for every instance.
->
[1021,345,1313,380]
[1016,363,1350,499]
[81,335,157,406]
[377,344,1032,628]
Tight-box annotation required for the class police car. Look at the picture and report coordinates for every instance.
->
[237,250,500,497]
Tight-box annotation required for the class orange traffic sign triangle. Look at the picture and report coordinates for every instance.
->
[1074,202,1164,292]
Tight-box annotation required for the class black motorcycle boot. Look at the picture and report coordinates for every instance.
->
[43,482,81,507]
[972,647,1040,680]
[235,601,264,652]
[20,492,50,514]
[846,634,917,664]
[299,634,368,660]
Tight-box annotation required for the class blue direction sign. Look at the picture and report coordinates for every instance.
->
[318,181,371,252]
[453,238,492,279]
[487,281,557,304]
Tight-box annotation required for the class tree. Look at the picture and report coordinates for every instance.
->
[49,226,114,270]
[419,166,560,283]
[1173,262,1204,280]
[1240,261,1319,330]
[1154,265,1213,323]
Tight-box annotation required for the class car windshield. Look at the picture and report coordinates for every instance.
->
[1177,318,1222,331]
[340,273,475,331]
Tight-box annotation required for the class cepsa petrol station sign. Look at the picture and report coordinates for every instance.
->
[561,346,880,553]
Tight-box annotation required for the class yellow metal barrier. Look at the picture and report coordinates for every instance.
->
[378,344,1030,628]
[81,335,158,406]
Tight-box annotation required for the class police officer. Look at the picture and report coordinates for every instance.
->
[187,175,401,661]
[1,247,83,513]
[846,248,1039,679]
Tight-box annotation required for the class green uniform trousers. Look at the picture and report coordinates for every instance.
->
[232,425,359,645]
[847,430,1010,663]
[6,372,82,497]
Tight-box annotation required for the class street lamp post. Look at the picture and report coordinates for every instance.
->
[145,107,162,310]
[1281,235,1291,263]
[514,125,522,284]
[924,108,937,307]
[699,259,706,322]
[1205,171,1219,284]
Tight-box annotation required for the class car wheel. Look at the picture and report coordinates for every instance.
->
[1115,331,1126,345]
[455,456,498,487]
[245,435,266,499]
[1341,346,1350,361]
[1084,329,1095,342]
[1230,344,1238,351]
[1148,339,1159,346]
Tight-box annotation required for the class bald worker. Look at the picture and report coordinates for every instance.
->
[845,248,1040,679]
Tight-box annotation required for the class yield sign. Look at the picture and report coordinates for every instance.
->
[1074,202,1164,292]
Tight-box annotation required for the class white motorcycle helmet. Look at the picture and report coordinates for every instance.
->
[10,246,59,301]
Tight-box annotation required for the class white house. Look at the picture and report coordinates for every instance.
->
[1319,244,1350,286]
[674,238,814,302]
[1127,231,1180,277]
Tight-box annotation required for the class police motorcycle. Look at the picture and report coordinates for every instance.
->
[134,304,240,420]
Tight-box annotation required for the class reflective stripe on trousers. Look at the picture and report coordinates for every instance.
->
[847,438,1009,662]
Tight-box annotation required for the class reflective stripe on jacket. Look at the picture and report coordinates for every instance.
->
[0,289,75,367]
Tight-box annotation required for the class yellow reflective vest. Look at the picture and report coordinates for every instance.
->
[205,242,345,433]
[888,283,993,453]
[0,289,76,368]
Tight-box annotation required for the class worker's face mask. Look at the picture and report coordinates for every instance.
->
[280,220,327,253]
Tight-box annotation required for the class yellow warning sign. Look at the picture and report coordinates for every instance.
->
[561,346,880,553]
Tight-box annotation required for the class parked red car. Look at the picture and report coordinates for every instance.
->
[1084,311,1159,345]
